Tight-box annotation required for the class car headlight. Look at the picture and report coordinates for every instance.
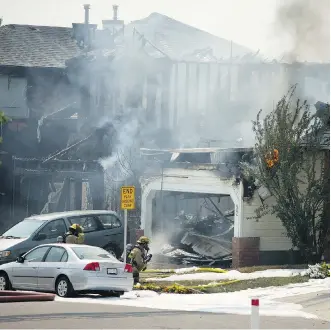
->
[0,251,11,258]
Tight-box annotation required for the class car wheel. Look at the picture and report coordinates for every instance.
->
[0,272,11,291]
[55,276,74,298]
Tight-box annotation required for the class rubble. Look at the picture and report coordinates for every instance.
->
[157,210,234,267]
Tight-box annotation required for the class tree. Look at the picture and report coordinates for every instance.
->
[241,86,329,262]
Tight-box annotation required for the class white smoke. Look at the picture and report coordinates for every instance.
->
[275,0,330,63]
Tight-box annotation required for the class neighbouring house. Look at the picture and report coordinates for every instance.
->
[0,23,84,157]
[0,12,111,229]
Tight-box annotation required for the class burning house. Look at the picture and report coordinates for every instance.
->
[0,4,329,266]
[63,6,330,266]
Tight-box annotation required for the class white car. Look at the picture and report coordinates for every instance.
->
[0,243,134,297]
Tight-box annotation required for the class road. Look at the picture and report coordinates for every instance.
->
[0,293,329,329]
[275,290,330,322]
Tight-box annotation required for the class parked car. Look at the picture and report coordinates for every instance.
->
[0,243,133,297]
[0,210,125,265]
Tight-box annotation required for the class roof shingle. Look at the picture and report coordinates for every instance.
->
[0,24,83,68]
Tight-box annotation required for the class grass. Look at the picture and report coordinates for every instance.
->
[199,276,309,293]
[143,267,227,274]
[141,264,308,279]
[136,275,310,294]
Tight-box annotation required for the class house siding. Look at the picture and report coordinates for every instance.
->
[0,75,29,118]
[242,194,293,252]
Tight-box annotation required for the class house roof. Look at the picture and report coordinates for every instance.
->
[0,24,83,68]
[124,13,256,62]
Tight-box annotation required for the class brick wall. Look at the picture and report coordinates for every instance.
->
[232,237,260,268]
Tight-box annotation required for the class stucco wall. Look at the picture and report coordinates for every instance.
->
[242,194,293,252]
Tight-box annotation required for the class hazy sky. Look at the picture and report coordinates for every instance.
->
[1,0,329,61]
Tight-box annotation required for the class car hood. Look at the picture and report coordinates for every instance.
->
[0,238,27,250]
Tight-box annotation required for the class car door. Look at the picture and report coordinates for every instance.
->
[37,246,69,291]
[32,219,67,244]
[11,246,50,290]
[67,215,103,246]
[97,214,123,248]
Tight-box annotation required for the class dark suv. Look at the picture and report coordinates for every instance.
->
[0,210,124,265]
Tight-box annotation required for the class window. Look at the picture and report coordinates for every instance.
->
[38,219,67,239]
[61,252,68,262]
[72,246,117,261]
[98,214,122,229]
[68,216,99,233]
[44,247,68,263]
[25,246,50,262]
[2,220,47,238]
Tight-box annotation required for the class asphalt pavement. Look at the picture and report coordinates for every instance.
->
[0,297,329,329]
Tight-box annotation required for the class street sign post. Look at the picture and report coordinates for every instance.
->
[121,186,135,264]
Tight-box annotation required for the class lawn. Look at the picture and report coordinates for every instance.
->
[141,264,308,279]
[136,275,310,294]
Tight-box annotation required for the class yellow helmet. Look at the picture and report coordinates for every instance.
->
[70,224,83,232]
[137,236,150,244]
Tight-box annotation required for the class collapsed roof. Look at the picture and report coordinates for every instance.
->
[124,13,257,62]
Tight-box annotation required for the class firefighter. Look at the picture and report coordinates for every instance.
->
[128,236,152,285]
[63,224,85,244]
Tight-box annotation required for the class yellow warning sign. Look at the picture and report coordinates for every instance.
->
[121,186,135,210]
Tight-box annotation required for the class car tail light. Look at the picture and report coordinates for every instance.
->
[124,264,133,273]
[83,262,100,271]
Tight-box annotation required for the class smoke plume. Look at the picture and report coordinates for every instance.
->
[276,0,330,63]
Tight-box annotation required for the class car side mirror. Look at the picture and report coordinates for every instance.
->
[34,233,47,241]
[16,256,24,263]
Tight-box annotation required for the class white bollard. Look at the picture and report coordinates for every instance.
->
[251,298,260,329]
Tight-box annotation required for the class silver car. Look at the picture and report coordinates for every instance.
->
[0,243,134,297]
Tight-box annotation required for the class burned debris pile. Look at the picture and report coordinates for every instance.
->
[158,210,234,267]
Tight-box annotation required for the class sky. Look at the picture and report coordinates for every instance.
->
[0,0,330,61]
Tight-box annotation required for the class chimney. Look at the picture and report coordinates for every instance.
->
[113,5,118,20]
[102,4,124,34]
[84,4,90,48]
[72,5,97,49]
[0,18,2,26]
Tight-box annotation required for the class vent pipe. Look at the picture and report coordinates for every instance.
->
[113,5,118,20]
[84,4,90,48]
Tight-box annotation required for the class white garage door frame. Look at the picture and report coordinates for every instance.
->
[140,167,244,238]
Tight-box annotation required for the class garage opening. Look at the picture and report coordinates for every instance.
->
[151,191,234,266]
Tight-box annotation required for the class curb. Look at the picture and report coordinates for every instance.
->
[0,290,55,303]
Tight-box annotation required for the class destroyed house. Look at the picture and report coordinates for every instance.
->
[139,111,330,267]
[0,18,113,230]
[67,12,330,149]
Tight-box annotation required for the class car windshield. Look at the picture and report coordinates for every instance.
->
[1,220,46,239]
[72,246,118,261]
